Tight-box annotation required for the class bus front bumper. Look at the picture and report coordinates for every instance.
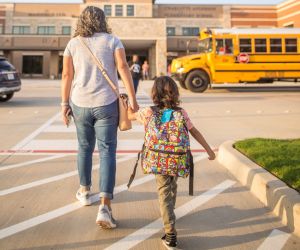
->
[172,72,187,82]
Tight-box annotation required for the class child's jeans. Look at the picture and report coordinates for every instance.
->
[155,175,178,235]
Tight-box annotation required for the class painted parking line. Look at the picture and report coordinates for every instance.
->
[12,112,61,151]
[19,138,203,152]
[0,149,215,156]
[0,155,66,172]
[105,179,236,250]
[0,154,207,196]
[0,155,207,240]
[257,229,290,250]
[44,124,145,133]
[0,175,154,240]
[0,155,135,196]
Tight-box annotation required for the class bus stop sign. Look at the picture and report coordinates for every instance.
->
[237,53,250,63]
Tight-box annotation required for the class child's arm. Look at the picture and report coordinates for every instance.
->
[189,127,216,160]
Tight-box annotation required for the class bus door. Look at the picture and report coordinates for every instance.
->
[213,38,238,83]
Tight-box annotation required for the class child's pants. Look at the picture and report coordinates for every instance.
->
[155,175,178,235]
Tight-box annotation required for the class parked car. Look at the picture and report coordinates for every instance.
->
[0,57,21,102]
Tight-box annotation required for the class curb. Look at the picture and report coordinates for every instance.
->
[217,140,300,237]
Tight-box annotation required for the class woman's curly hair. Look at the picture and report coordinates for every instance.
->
[74,6,111,37]
[152,76,180,109]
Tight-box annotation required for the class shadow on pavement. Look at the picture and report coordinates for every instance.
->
[0,97,60,108]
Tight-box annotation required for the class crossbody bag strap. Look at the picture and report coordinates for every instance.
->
[78,36,119,98]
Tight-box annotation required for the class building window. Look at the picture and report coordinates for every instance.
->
[167,27,175,36]
[216,39,233,54]
[115,5,123,17]
[285,38,297,53]
[22,56,43,74]
[127,5,134,16]
[12,26,30,34]
[62,26,71,35]
[104,5,112,16]
[239,39,252,53]
[255,39,267,53]
[0,25,3,34]
[37,26,55,35]
[270,38,282,53]
[182,27,199,36]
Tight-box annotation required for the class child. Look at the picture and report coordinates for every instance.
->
[128,76,215,249]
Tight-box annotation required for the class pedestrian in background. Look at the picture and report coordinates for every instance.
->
[142,60,150,80]
[129,54,142,93]
[61,6,138,229]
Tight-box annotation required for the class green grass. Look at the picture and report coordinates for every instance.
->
[234,138,300,192]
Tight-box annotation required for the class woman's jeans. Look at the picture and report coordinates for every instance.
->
[71,100,118,200]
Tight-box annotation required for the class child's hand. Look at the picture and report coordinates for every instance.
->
[208,151,216,160]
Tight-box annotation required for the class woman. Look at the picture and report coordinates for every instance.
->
[61,6,138,229]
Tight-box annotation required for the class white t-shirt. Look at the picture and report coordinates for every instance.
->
[64,33,124,107]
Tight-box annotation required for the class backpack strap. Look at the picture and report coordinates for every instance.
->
[127,144,143,188]
[188,150,194,196]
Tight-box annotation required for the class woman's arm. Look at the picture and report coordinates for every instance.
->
[61,56,74,126]
[189,127,216,160]
[114,48,138,112]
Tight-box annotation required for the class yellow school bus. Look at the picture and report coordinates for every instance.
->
[171,28,300,92]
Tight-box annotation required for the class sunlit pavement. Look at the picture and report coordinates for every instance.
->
[0,79,299,250]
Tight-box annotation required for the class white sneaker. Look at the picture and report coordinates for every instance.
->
[76,189,92,206]
[96,204,117,229]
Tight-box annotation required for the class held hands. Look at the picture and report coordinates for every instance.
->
[62,105,72,127]
[129,98,139,112]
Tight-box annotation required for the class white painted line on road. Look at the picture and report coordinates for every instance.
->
[0,155,66,172]
[257,229,290,250]
[21,139,144,151]
[44,124,145,133]
[0,173,153,240]
[12,112,61,151]
[0,155,135,196]
[20,139,202,151]
[105,179,236,250]
[0,155,207,240]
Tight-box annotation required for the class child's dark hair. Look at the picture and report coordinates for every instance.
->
[151,76,180,109]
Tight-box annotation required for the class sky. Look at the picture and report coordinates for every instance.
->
[0,0,285,5]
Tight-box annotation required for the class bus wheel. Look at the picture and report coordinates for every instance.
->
[185,70,209,93]
[178,80,187,89]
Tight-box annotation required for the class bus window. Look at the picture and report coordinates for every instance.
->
[255,38,267,53]
[239,39,252,53]
[216,39,233,55]
[285,38,297,53]
[270,38,282,53]
[225,39,233,54]
[198,38,212,53]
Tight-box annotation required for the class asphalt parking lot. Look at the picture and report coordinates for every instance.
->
[0,79,299,250]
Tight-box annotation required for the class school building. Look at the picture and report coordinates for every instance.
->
[0,0,299,79]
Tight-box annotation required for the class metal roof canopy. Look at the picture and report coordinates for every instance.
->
[210,28,300,35]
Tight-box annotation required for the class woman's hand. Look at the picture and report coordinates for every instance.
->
[62,105,72,127]
[129,98,139,112]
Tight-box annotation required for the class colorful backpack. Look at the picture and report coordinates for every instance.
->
[128,107,195,195]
